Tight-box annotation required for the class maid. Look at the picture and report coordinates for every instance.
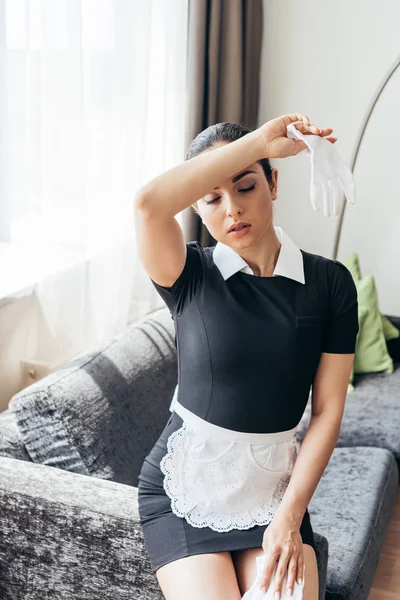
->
[134,113,359,600]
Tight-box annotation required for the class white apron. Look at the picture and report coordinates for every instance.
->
[160,399,298,533]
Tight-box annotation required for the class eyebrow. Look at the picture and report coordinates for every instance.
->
[212,169,257,191]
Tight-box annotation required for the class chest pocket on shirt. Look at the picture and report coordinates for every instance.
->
[295,315,322,374]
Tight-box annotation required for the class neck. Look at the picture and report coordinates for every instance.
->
[236,226,281,277]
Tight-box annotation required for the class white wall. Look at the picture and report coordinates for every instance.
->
[258,0,400,316]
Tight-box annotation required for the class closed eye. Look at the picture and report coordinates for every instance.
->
[205,183,256,205]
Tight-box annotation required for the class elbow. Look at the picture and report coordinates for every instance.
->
[134,191,176,220]
[134,192,155,219]
[134,193,148,212]
[310,405,344,427]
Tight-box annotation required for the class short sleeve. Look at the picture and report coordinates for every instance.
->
[321,260,359,354]
[149,241,204,318]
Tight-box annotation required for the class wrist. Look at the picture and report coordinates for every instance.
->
[252,127,270,160]
[273,505,304,529]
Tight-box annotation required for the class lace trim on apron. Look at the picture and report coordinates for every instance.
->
[160,400,298,533]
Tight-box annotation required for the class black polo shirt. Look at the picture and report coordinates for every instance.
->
[150,240,359,433]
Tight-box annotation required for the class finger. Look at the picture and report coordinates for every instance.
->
[328,180,336,218]
[335,175,347,214]
[310,177,323,213]
[296,124,334,137]
[318,127,334,136]
[324,181,331,218]
[338,165,357,205]
[322,182,330,217]
[293,123,321,135]
[286,554,299,597]
[337,172,356,205]
[305,126,335,137]
[273,551,290,600]
[259,554,278,593]
[292,140,309,155]
[330,177,343,216]
[297,553,304,586]
[284,113,311,126]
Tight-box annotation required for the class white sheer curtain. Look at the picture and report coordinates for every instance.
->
[0,0,188,406]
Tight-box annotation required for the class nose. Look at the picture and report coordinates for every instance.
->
[225,195,243,217]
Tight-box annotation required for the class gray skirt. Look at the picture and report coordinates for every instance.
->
[138,411,316,573]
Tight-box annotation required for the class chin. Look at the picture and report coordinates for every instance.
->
[225,234,254,247]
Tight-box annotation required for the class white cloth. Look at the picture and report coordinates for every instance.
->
[242,555,305,599]
[286,122,356,217]
[160,399,298,533]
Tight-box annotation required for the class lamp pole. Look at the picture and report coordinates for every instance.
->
[333,54,400,259]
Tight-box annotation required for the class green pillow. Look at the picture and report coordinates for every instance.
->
[353,275,393,375]
[342,253,399,342]
[342,252,362,281]
[347,304,368,393]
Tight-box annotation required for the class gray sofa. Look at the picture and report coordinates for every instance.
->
[0,307,399,600]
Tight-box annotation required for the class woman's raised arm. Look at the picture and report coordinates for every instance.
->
[133,113,332,289]
[134,112,327,219]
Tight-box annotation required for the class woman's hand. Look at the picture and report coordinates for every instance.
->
[259,512,304,598]
[256,113,337,159]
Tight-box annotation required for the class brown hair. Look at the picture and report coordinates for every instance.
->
[185,122,273,215]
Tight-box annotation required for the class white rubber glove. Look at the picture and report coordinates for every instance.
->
[241,555,305,600]
[286,122,356,217]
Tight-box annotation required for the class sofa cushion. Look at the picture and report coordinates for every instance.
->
[8,308,178,487]
[353,276,393,375]
[341,254,399,343]
[309,446,398,600]
[297,362,400,471]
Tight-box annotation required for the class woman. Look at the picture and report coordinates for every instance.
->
[134,113,359,600]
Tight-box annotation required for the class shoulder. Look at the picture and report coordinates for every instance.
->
[198,243,220,270]
[186,240,210,257]
[182,241,218,279]
[185,240,207,265]
[177,241,221,277]
[186,240,204,253]
[301,249,353,282]
[301,250,357,307]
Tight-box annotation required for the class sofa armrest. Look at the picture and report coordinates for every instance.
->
[0,456,163,599]
[0,409,32,462]
[0,456,329,600]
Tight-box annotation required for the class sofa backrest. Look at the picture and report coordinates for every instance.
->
[8,307,177,487]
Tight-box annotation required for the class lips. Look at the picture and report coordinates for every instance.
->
[228,222,251,233]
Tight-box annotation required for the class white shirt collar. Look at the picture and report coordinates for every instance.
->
[211,225,305,284]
